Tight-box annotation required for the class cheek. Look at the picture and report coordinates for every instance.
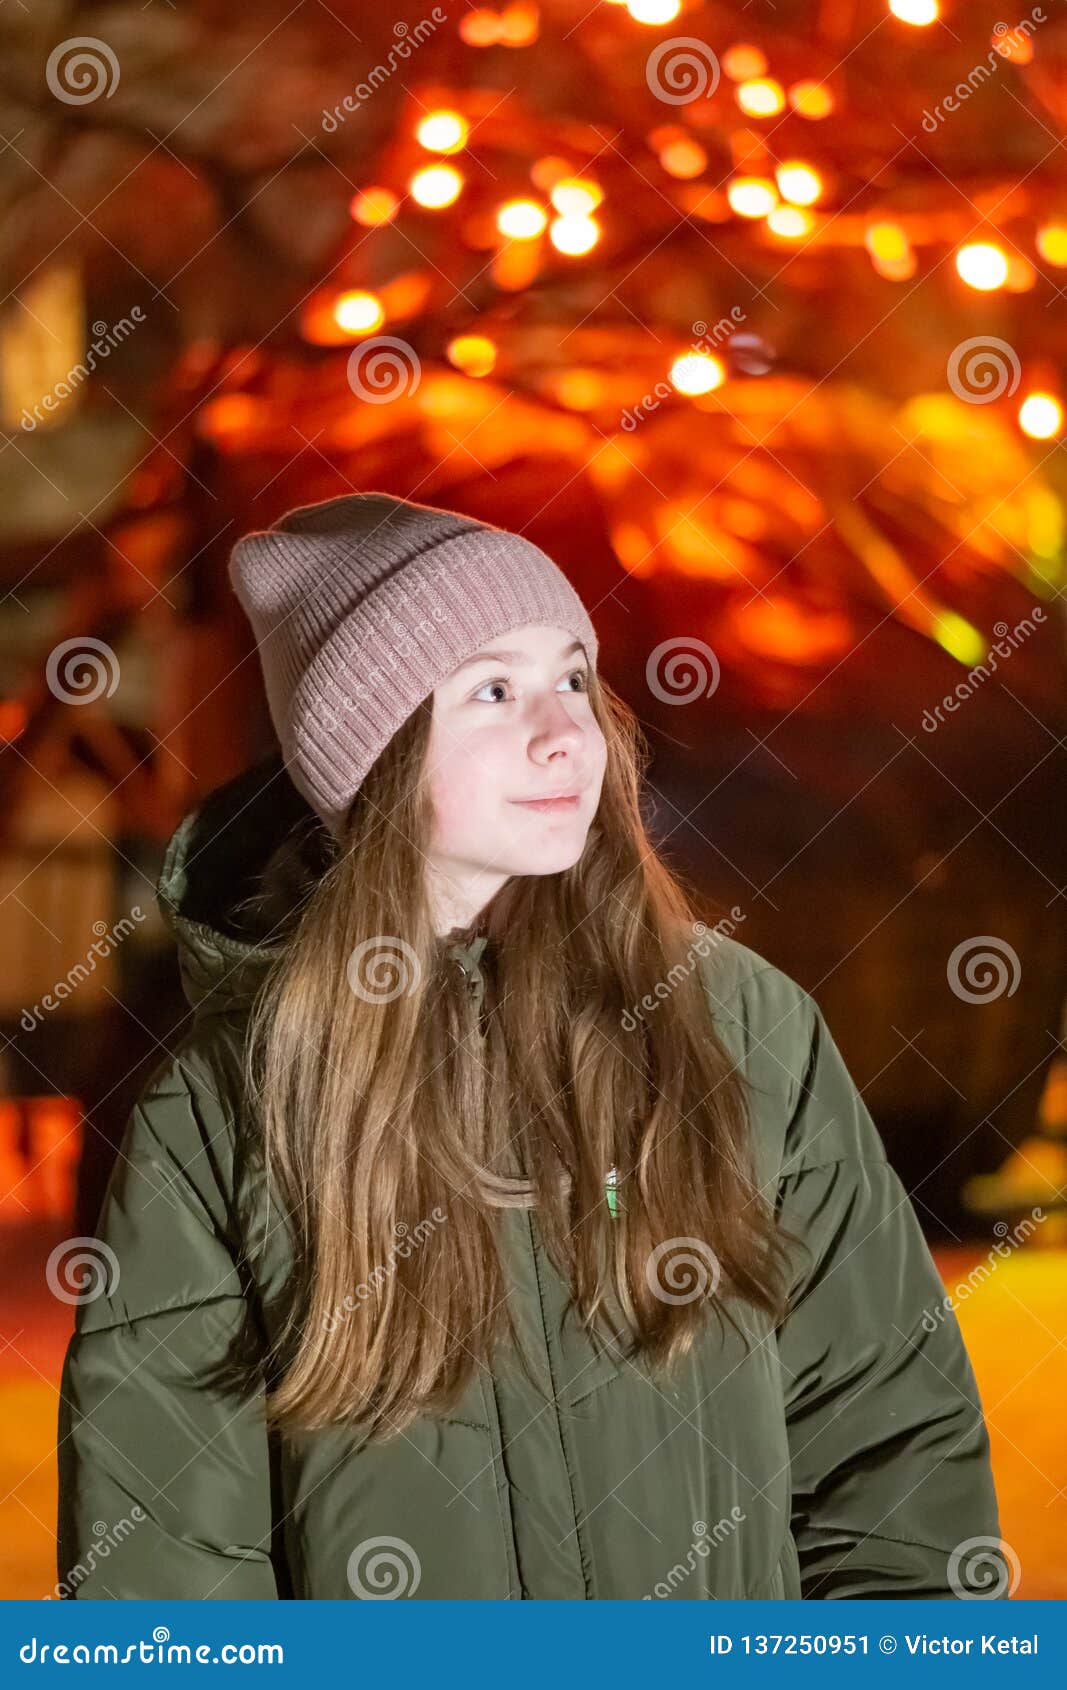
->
[426,737,498,845]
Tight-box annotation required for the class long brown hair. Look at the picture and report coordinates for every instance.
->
[236,670,804,1442]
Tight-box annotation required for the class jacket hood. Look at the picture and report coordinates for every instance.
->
[156,750,488,1018]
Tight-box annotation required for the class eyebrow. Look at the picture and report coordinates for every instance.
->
[451,638,587,675]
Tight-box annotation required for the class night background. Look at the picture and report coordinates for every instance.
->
[0,0,1064,1597]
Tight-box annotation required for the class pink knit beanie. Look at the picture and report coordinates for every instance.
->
[228,491,600,841]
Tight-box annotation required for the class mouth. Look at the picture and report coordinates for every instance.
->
[508,792,583,813]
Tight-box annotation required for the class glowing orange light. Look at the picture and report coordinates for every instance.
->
[496,199,547,239]
[1036,223,1067,266]
[333,291,384,334]
[410,164,463,208]
[722,44,768,81]
[993,23,1035,64]
[350,187,398,228]
[736,78,786,117]
[670,352,725,395]
[550,178,602,216]
[788,80,834,118]
[956,242,1009,290]
[447,334,497,377]
[416,111,468,154]
[889,0,939,23]
[1019,393,1063,439]
[767,206,814,238]
[626,0,682,22]
[775,162,823,205]
[550,214,599,254]
[727,176,778,217]
[660,140,707,179]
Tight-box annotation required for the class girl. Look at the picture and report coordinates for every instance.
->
[57,492,1007,1601]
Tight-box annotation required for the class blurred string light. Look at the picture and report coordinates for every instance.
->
[788,80,834,118]
[550,214,599,254]
[736,79,786,117]
[889,0,940,24]
[1019,393,1063,439]
[316,0,1062,525]
[722,44,767,80]
[728,177,778,217]
[669,352,725,395]
[625,0,682,22]
[349,186,398,227]
[775,162,823,206]
[416,111,468,154]
[767,205,815,238]
[956,241,1009,290]
[550,178,602,215]
[410,164,463,207]
[332,291,385,334]
[933,610,985,666]
[497,199,547,238]
[447,334,497,376]
[1036,223,1067,266]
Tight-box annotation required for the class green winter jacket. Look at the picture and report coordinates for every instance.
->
[57,755,1006,1601]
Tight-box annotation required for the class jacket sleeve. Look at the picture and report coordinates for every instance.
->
[56,1036,281,1599]
[755,968,1009,1600]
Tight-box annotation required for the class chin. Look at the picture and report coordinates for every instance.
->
[510,838,590,876]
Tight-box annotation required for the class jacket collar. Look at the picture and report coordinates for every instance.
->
[156,750,488,1017]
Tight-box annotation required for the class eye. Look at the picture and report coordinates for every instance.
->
[471,676,511,703]
[470,666,589,704]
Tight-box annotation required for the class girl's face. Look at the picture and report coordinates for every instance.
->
[425,622,607,934]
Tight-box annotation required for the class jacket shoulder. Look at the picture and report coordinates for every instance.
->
[690,927,889,1180]
[73,1017,252,1337]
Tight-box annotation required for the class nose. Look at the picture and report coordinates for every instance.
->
[528,689,586,761]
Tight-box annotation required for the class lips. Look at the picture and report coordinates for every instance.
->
[509,793,582,812]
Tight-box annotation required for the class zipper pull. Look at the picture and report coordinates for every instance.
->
[605,1165,619,1219]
